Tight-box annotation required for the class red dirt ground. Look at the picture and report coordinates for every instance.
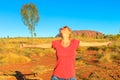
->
[0,51,120,80]
[0,53,56,80]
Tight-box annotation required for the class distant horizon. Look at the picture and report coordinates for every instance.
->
[0,0,120,37]
[0,29,119,38]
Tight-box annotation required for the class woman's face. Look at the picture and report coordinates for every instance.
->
[60,27,71,38]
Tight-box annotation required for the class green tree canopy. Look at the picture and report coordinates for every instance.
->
[21,3,40,38]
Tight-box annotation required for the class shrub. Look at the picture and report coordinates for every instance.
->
[0,53,31,64]
[0,76,12,80]
[87,47,99,51]
[77,47,87,54]
[76,60,86,66]
[32,65,53,74]
[111,52,120,60]
[99,53,112,63]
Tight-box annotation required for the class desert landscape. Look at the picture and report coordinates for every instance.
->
[0,33,119,80]
[0,0,120,80]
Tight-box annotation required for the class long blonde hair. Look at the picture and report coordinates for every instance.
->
[59,26,73,39]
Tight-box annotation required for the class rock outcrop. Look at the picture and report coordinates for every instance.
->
[56,30,104,38]
[73,30,103,38]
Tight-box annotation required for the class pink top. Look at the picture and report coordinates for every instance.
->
[52,39,80,78]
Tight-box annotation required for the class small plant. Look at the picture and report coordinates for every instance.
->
[77,47,87,54]
[87,47,99,51]
[111,52,120,60]
[76,60,86,66]
[32,65,53,74]
[0,76,12,80]
[0,53,31,64]
[99,53,112,63]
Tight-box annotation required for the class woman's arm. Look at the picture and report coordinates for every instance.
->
[20,43,52,48]
[80,41,111,47]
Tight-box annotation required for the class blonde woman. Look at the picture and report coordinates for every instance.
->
[21,26,111,80]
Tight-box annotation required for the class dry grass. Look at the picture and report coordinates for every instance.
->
[99,53,112,63]
[0,53,31,64]
[0,37,120,65]
[0,76,12,80]
[32,65,53,74]
[0,37,57,64]
[0,36,120,80]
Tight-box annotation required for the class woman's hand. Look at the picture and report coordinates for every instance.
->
[20,44,26,48]
[106,41,112,46]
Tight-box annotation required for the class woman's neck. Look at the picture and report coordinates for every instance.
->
[61,37,70,42]
[61,37,71,47]
[61,34,71,47]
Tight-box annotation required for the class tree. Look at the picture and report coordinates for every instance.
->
[20,3,40,38]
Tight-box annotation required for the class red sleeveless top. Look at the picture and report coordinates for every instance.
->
[52,39,80,78]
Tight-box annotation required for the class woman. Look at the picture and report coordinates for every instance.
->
[21,26,111,80]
